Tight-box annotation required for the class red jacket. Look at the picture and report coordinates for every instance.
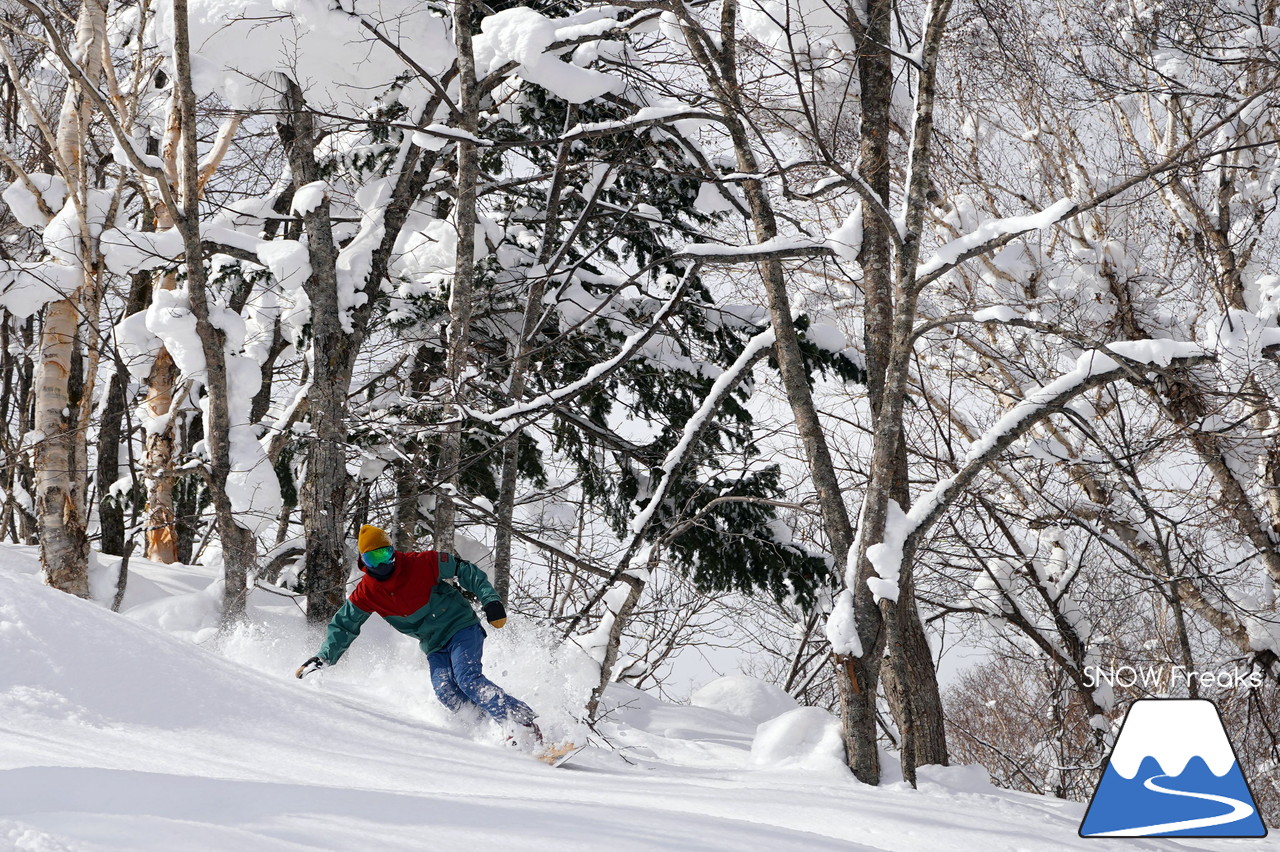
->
[318,550,499,660]
[349,550,443,617]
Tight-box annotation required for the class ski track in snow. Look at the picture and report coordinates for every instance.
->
[1086,774,1255,837]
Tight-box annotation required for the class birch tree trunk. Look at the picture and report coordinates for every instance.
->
[36,0,108,597]
[142,344,181,561]
[35,295,90,596]
[140,107,184,564]
[433,0,481,554]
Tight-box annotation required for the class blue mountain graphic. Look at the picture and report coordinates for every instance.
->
[1081,755,1267,837]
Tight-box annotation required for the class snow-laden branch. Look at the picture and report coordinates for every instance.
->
[411,124,492,148]
[916,199,1076,279]
[330,2,462,121]
[100,224,316,289]
[569,327,778,713]
[562,106,726,140]
[474,6,627,105]
[0,261,80,319]
[909,308,1105,350]
[628,326,776,536]
[675,235,837,264]
[467,268,696,425]
[866,342,1214,602]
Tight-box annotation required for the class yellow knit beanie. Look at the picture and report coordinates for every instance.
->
[357,524,392,554]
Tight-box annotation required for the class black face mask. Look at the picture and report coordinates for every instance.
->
[364,555,395,581]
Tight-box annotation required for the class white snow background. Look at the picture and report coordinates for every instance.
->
[0,545,1251,851]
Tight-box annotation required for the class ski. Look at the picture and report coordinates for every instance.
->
[537,741,584,768]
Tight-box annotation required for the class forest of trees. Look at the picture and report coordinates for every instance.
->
[2,0,1278,818]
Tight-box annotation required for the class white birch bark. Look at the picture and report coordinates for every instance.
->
[33,0,109,597]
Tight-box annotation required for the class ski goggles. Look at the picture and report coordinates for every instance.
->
[361,546,394,568]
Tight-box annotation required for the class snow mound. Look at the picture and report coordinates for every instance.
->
[161,0,452,109]
[750,706,846,772]
[0,569,279,728]
[1,820,73,852]
[123,577,224,643]
[917,763,997,794]
[691,675,798,725]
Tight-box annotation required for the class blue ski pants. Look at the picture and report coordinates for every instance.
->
[427,623,535,726]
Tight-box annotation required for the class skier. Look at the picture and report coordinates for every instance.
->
[295,524,542,748]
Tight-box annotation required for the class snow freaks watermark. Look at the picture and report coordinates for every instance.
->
[1082,664,1264,691]
[1079,699,1268,838]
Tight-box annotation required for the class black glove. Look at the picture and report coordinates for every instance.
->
[483,601,507,628]
[295,656,325,679]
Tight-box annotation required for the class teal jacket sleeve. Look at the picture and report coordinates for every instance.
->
[318,599,372,664]
[439,553,500,606]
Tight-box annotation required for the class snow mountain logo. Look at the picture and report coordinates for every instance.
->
[1079,699,1267,838]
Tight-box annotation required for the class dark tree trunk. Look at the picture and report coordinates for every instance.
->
[676,0,873,779]
[249,319,288,425]
[0,311,29,544]
[879,428,949,769]
[98,272,151,557]
[0,312,11,542]
[97,364,129,557]
[272,53,443,618]
[277,79,357,622]
[832,0,897,786]
[879,573,949,768]
[492,107,575,603]
[843,0,955,786]
[175,410,202,564]
[173,0,259,621]
[17,315,36,543]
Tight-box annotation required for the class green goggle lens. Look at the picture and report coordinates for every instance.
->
[361,546,394,568]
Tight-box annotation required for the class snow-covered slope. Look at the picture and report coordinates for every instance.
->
[0,552,1245,851]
